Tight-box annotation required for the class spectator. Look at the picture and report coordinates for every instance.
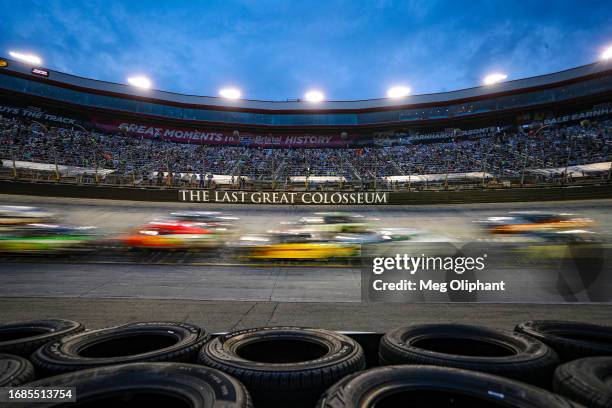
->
[0,114,609,185]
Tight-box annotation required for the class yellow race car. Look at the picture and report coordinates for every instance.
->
[236,232,359,260]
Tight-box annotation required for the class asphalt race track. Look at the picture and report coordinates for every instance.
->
[1,193,612,331]
[3,193,612,239]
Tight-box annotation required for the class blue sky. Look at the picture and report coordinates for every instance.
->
[1,0,610,100]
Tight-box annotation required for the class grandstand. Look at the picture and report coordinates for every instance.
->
[0,56,611,190]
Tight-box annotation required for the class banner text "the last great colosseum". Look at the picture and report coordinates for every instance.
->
[178,190,389,205]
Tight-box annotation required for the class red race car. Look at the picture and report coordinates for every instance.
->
[121,221,220,250]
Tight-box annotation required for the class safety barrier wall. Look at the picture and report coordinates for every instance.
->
[1,180,611,205]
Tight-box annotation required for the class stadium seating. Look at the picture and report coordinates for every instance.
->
[0,115,610,185]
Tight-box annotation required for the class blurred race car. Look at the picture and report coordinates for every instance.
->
[478,212,602,276]
[236,231,359,260]
[0,206,98,253]
[0,206,54,226]
[236,212,443,261]
[120,212,238,250]
[168,211,238,230]
[120,221,220,250]
[295,212,371,235]
[481,212,594,236]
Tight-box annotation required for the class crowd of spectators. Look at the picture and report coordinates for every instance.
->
[376,122,611,178]
[0,114,610,184]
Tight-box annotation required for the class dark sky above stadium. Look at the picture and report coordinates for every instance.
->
[1,0,611,100]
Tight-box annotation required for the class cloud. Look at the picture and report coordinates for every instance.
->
[0,0,610,99]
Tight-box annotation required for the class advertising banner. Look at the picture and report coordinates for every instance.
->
[542,105,612,125]
[91,117,355,148]
[0,104,77,125]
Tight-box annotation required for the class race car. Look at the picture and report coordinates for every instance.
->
[168,211,238,228]
[120,221,221,250]
[235,231,359,260]
[0,223,98,253]
[481,212,594,236]
[0,206,55,226]
[0,206,98,253]
[295,212,371,235]
[120,211,239,251]
[235,212,443,261]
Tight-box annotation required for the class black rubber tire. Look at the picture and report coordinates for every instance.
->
[12,362,251,408]
[317,365,582,408]
[516,320,612,362]
[197,327,365,408]
[379,323,559,387]
[0,319,84,357]
[0,353,35,386]
[553,357,612,408]
[31,322,210,376]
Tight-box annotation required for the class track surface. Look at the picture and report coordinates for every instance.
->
[3,193,612,238]
[1,193,611,330]
[2,297,611,332]
[0,263,361,302]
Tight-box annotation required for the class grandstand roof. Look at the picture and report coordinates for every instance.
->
[1,57,611,113]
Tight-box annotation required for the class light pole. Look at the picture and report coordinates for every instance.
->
[608,136,612,182]
[520,153,528,187]
[339,156,344,190]
[481,153,488,189]
[31,120,60,182]
[408,162,412,191]
[521,124,550,187]
[72,123,100,184]
[444,148,450,190]
[563,128,577,185]
[0,128,17,178]
[11,148,17,179]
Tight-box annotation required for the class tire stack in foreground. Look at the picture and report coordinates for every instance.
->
[0,319,611,407]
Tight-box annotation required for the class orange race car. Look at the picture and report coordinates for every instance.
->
[121,221,219,250]
[483,212,594,235]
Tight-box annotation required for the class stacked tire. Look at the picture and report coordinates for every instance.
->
[0,319,85,388]
[378,323,559,387]
[30,322,210,376]
[0,354,35,386]
[553,357,612,408]
[516,320,612,361]
[21,363,252,408]
[318,365,581,408]
[197,327,365,408]
[0,319,84,357]
[515,320,612,408]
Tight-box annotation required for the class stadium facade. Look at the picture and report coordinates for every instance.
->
[0,56,611,149]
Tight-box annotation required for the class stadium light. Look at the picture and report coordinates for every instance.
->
[8,51,42,65]
[387,86,411,98]
[304,90,324,103]
[219,88,241,99]
[127,76,152,89]
[483,73,508,85]
[602,46,612,60]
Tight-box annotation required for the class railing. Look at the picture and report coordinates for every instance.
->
[1,164,610,193]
